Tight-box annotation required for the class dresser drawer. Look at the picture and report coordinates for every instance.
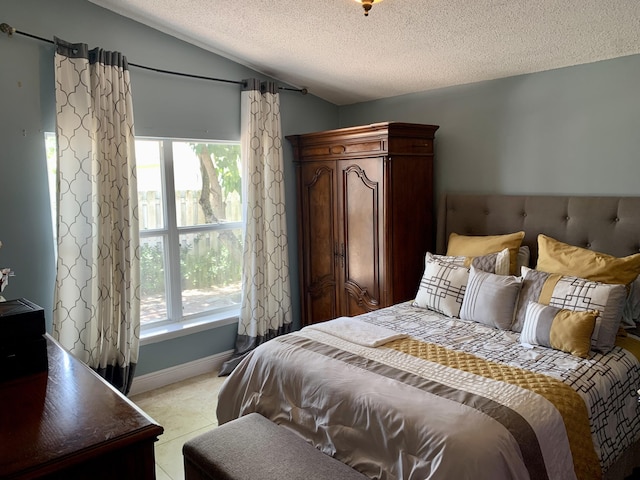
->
[388,137,433,154]
[300,139,385,159]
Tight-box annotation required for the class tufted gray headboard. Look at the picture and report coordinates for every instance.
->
[436,194,640,266]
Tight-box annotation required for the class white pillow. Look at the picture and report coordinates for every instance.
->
[414,253,469,317]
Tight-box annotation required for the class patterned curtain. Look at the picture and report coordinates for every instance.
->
[52,38,140,395]
[219,79,292,375]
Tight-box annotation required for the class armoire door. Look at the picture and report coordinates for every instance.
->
[338,157,385,317]
[298,160,340,325]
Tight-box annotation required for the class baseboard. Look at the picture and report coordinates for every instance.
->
[129,349,234,396]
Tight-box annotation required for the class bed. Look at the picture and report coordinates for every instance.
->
[217,193,640,480]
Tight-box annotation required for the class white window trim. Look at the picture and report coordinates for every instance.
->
[140,311,238,346]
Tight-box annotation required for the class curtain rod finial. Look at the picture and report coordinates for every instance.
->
[0,23,16,37]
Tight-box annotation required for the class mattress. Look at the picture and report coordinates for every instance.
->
[217,301,640,480]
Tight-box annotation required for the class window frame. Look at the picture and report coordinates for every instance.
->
[137,136,243,340]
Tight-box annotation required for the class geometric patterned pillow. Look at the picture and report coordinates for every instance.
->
[520,301,597,358]
[414,253,469,317]
[514,267,627,353]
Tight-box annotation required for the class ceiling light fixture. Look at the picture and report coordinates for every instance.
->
[355,0,384,16]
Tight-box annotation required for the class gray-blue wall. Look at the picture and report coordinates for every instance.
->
[339,55,640,201]
[3,0,640,377]
[0,0,337,376]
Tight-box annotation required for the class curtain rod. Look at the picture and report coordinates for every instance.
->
[0,22,307,95]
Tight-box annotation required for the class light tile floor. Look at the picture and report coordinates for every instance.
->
[131,371,227,480]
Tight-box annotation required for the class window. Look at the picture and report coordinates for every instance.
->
[45,132,57,241]
[45,134,243,336]
[137,138,243,330]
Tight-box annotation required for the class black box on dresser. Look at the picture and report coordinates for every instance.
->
[0,298,48,381]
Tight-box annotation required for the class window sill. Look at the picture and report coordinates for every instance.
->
[140,311,239,346]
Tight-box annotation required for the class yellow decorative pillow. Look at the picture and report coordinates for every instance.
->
[537,234,640,285]
[447,231,525,275]
[521,301,596,358]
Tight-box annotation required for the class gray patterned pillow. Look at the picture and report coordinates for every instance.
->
[426,249,510,275]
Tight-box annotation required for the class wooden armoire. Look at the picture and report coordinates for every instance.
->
[287,122,439,326]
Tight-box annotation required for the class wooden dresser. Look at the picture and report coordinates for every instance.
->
[0,334,163,479]
[287,122,439,326]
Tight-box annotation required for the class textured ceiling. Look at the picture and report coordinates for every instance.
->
[88,0,640,105]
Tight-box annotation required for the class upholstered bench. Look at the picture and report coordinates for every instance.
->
[183,412,369,480]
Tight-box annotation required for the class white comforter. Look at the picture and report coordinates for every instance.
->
[217,302,640,480]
